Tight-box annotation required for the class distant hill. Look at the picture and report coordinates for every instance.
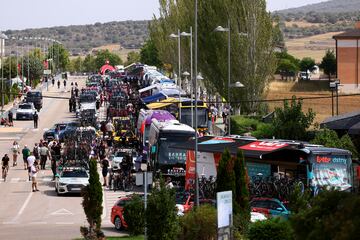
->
[273,0,360,39]
[276,0,360,14]
[4,20,150,56]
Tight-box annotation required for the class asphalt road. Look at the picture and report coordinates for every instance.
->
[0,77,126,240]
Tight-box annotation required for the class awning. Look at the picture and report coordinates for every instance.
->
[141,92,167,104]
[146,97,179,110]
[321,111,360,131]
[170,137,308,161]
[139,84,160,94]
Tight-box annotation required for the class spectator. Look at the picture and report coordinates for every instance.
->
[22,145,31,170]
[11,141,20,167]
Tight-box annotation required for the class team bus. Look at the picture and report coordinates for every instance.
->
[147,98,209,132]
[148,119,195,183]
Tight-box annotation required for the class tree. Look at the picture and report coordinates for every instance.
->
[276,52,300,80]
[47,43,70,72]
[125,51,141,66]
[123,195,145,236]
[248,218,293,240]
[83,54,97,73]
[22,49,44,86]
[273,96,315,140]
[299,57,316,80]
[216,149,236,194]
[290,190,360,240]
[1,56,18,79]
[311,129,358,158]
[320,49,336,81]
[146,179,179,240]
[69,57,84,73]
[81,159,103,237]
[148,0,277,113]
[179,205,217,240]
[140,39,162,68]
[95,49,122,70]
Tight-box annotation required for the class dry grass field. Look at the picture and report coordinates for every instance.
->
[284,21,321,28]
[266,81,360,124]
[286,32,340,62]
[92,44,140,62]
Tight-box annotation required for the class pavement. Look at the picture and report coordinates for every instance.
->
[0,76,128,240]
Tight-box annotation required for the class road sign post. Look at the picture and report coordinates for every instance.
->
[217,191,233,240]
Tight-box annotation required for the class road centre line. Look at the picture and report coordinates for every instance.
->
[13,192,33,222]
[55,222,74,225]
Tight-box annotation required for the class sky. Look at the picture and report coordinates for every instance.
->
[0,0,326,30]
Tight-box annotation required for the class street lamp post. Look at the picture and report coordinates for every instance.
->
[181,28,194,127]
[215,21,232,135]
[0,32,8,111]
[170,30,182,121]
[194,0,199,207]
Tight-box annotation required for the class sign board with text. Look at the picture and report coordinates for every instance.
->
[43,70,52,75]
[217,191,233,228]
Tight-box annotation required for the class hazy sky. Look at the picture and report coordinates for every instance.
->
[0,0,326,30]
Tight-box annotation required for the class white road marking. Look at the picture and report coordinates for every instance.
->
[29,221,47,225]
[42,177,52,182]
[50,208,73,216]
[43,128,49,131]
[2,222,18,225]
[32,129,39,132]
[55,222,74,225]
[13,192,33,222]
[10,178,20,183]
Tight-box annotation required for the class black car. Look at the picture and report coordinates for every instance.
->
[43,123,68,141]
[26,91,43,111]
[58,121,81,142]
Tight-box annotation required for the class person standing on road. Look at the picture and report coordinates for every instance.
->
[101,158,109,188]
[39,144,50,170]
[33,143,40,163]
[57,80,60,89]
[8,111,13,127]
[22,145,31,170]
[69,98,73,112]
[28,156,39,192]
[63,80,67,90]
[33,111,39,129]
[11,141,20,167]
[52,77,55,87]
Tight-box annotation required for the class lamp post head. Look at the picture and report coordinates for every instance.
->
[214,26,229,32]
[169,33,179,38]
[196,74,204,81]
[234,81,245,88]
[180,32,192,37]
[182,71,190,77]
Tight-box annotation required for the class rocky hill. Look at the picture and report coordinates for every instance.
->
[4,20,150,55]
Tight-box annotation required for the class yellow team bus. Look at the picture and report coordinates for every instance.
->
[147,98,209,132]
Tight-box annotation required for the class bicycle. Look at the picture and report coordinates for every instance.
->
[2,166,9,182]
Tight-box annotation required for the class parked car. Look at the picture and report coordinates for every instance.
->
[16,103,36,120]
[43,123,68,141]
[25,90,43,111]
[176,193,215,216]
[250,198,290,219]
[110,149,136,170]
[55,167,89,195]
[58,121,80,142]
[111,194,145,230]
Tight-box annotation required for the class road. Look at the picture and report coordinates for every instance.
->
[0,77,126,240]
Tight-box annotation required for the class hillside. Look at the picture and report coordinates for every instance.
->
[274,0,360,39]
[4,20,149,56]
[277,0,360,14]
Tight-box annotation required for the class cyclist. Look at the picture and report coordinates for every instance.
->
[120,155,133,184]
[2,154,10,181]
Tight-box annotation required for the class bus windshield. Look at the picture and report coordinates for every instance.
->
[157,133,193,165]
[181,108,208,128]
[312,155,352,191]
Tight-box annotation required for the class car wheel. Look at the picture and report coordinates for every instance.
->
[114,216,122,230]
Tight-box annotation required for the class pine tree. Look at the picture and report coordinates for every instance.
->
[216,149,236,194]
[81,159,103,236]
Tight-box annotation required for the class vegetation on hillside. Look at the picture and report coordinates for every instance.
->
[4,20,149,55]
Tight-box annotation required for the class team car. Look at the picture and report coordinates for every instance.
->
[55,168,89,195]
[43,123,68,141]
[16,103,36,120]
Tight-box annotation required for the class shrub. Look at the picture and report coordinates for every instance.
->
[146,179,179,240]
[248,218,293,240]
[178,205,217,240]
[123,195,145,236]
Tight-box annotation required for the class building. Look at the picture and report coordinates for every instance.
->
[333,22,360,93]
